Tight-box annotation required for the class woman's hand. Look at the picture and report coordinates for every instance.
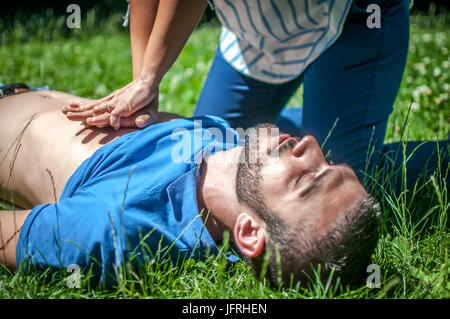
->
[62,77,159,129]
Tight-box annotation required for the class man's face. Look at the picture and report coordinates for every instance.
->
[236,124,366,236]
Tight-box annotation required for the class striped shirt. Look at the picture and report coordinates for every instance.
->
[212,0,352,83]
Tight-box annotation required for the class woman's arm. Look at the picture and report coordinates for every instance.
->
[130,0,159,79]
[138,0,208,85]
[64,0,208,129]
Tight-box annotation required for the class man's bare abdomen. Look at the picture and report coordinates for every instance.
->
[0,91,135,208]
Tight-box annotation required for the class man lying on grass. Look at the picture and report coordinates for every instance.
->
[0,89,382,288]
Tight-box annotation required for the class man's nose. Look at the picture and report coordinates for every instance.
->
[292,135,328,169]
[291,135,316,158]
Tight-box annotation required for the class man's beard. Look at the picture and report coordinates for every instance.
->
[235,124,302,282]
[235,123,300,218]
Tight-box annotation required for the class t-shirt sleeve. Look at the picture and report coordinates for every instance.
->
[16,189,124,286]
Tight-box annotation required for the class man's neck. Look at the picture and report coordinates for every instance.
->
[196,146,242,244]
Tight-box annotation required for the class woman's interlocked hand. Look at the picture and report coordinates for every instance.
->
[62,78,159,129]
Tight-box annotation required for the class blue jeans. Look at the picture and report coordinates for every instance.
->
[194,0,448,193]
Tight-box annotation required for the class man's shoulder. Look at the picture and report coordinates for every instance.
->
[173,115,232,130]
[150,115,237,141]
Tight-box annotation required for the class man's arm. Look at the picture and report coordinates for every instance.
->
[0,209,31,269]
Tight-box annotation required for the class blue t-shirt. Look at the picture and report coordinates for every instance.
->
[16,116,242,286]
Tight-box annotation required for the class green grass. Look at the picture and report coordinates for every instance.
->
[0,11,449,299]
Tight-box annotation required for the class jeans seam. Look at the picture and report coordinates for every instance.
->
[357,18,386,178]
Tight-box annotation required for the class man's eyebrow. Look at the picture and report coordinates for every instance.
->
[299,168,333,197]
[299,163,351,197]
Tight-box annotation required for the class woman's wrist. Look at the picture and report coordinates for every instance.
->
[138,71,161,89]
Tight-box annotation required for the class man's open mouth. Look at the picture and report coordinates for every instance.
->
[266,133,292,155]
[278,133,292,146]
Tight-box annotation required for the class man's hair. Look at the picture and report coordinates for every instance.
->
[243,193,382,288]
[235,125,382,287]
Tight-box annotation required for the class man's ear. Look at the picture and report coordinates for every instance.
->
[233,212,266,258]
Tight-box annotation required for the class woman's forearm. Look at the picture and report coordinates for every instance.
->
[63,0,207,129]
[139,0,207,86]
[130,0,160,79]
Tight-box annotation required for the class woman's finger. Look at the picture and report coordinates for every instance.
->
[66,110,96,121]
[63,82,136,114]
[109,99,152,129]
[119,115,140,128]
[70,96,113,113]
[134,113,152,128]
[118,107,160,129]
[66,102,96,113]
[63,101,103,114]
[68,101,81,108]
[68,90,115,108]
[94,123,110,128]
[109,109,122,130]
[138,108,159,128]
[62,102,82,113]
[64,100,94,111]
[85,113,111,126]
[77,100,107,112]
[135,95,159,128]
[93,102,113,115]
[119,113,150,128]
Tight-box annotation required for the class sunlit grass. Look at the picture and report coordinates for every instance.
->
[0,11,448,298]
